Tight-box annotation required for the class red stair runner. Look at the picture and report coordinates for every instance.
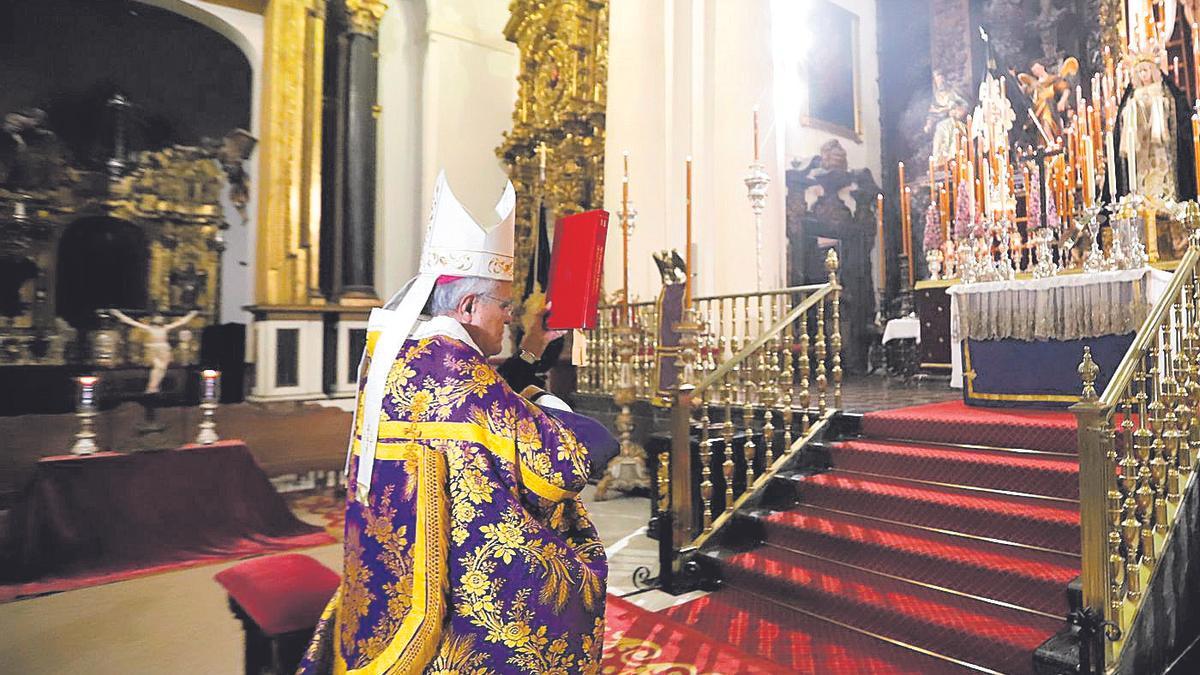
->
[656,400,1080,674]
[860,400,1077,454]
[664,589,976,674]
[758,507,1080,617]
[828,439,1080,500]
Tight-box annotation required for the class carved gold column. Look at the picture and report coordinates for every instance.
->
[498,0,608,298]
[257,0,327,306]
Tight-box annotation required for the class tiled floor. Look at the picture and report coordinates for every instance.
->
[836,373,959,413]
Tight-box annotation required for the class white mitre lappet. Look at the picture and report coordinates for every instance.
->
[350,171,516,498]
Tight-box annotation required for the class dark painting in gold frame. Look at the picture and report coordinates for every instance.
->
[800,0,861,141]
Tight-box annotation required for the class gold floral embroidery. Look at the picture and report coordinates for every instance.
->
[452,503,602,673]
[428,630,489,675]
[337,484,418,667]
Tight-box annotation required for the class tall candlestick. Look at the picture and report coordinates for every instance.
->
[196,370,221,445]
[622,151,631,314]
[685,156,693,306]
[753,106,760,161]
[876,193,885,289]
[72,375,100,455]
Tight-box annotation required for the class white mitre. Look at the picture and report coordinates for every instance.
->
[350,171,516,498]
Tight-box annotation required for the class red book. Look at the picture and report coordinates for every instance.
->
[546,210,609,330]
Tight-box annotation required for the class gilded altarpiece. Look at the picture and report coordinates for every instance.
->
[498,0,609,297]
[0,142,233,368]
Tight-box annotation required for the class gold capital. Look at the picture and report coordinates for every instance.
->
[345,0,387,35]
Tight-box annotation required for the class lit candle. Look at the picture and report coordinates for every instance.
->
[201,369,220,403]
[929,156,937,203]
[685,155,693,306]
[77,375,98,411]
[1082,136,1094,207]
[753,106,760,161]
[1174,56,1181,85]
[1193,112,1200,198]
[622,151,631,313]
[876,193,885,289]
[1106,128,1118,200]
[1127,105,1139,194]
[1193,24,1200,90]
[939,186,950,242]
[904,186,914,287]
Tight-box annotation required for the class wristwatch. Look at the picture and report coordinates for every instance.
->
[518,348,539,365]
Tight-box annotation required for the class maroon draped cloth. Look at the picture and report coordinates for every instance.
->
[0,441,331,598]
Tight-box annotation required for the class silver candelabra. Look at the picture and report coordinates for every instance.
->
[744,160,771,291]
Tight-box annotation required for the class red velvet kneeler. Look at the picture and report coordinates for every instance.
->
[215,553,339,674]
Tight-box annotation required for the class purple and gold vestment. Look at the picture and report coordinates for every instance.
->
[298,331,607,675]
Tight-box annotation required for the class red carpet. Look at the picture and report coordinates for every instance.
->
[660,400,1079,674]
[0,532,333,603]
[603,594,783,673]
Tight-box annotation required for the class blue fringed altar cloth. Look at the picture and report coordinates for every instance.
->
[948,267,1172,409]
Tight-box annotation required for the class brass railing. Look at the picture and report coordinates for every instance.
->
[578,285,832,400]
[1074,224,1200,669]
[578,300,658,397]
[656,251,843,590]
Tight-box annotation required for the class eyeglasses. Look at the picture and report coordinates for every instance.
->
[478,294,515,313]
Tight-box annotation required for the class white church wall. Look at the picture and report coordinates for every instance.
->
[376,0,519,298]
[604,0,786,303]
[140,0,264,325]
[779,0,882,295]
[780,0,881,178]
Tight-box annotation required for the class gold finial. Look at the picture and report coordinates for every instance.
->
[1080,346,1099,401]
[345,0,388,36]
[825,248,840,276]
[1185,201,1200,248]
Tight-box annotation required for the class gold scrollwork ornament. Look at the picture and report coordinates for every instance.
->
[345,0,387,36]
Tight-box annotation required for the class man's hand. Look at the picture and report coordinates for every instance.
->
[521,301,566,359]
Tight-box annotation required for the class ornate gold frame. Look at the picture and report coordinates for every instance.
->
[499,0,609,296]
[799,1,862,142]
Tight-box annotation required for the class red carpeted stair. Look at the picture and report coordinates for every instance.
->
[662,400,1080,674]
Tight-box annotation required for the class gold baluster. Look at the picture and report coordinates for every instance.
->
[698,389,714,532]
[657,446,670,514]
[826,250,843,410]
[1124,356,1150,600]
[1189,270,1200,475]
[1176,283,1197,488]
[722,375,736,515]
[717,297,727,364]
[760,333,778,466]
[781,311,796,453]
[799,317,811,433]
[1139,348,1161,565]
[1153,323,1176,530]
[815,292,828,416]
[743,371,758,491]
[1110,392,1129,615]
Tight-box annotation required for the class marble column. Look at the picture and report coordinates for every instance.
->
[334,0,386,302]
